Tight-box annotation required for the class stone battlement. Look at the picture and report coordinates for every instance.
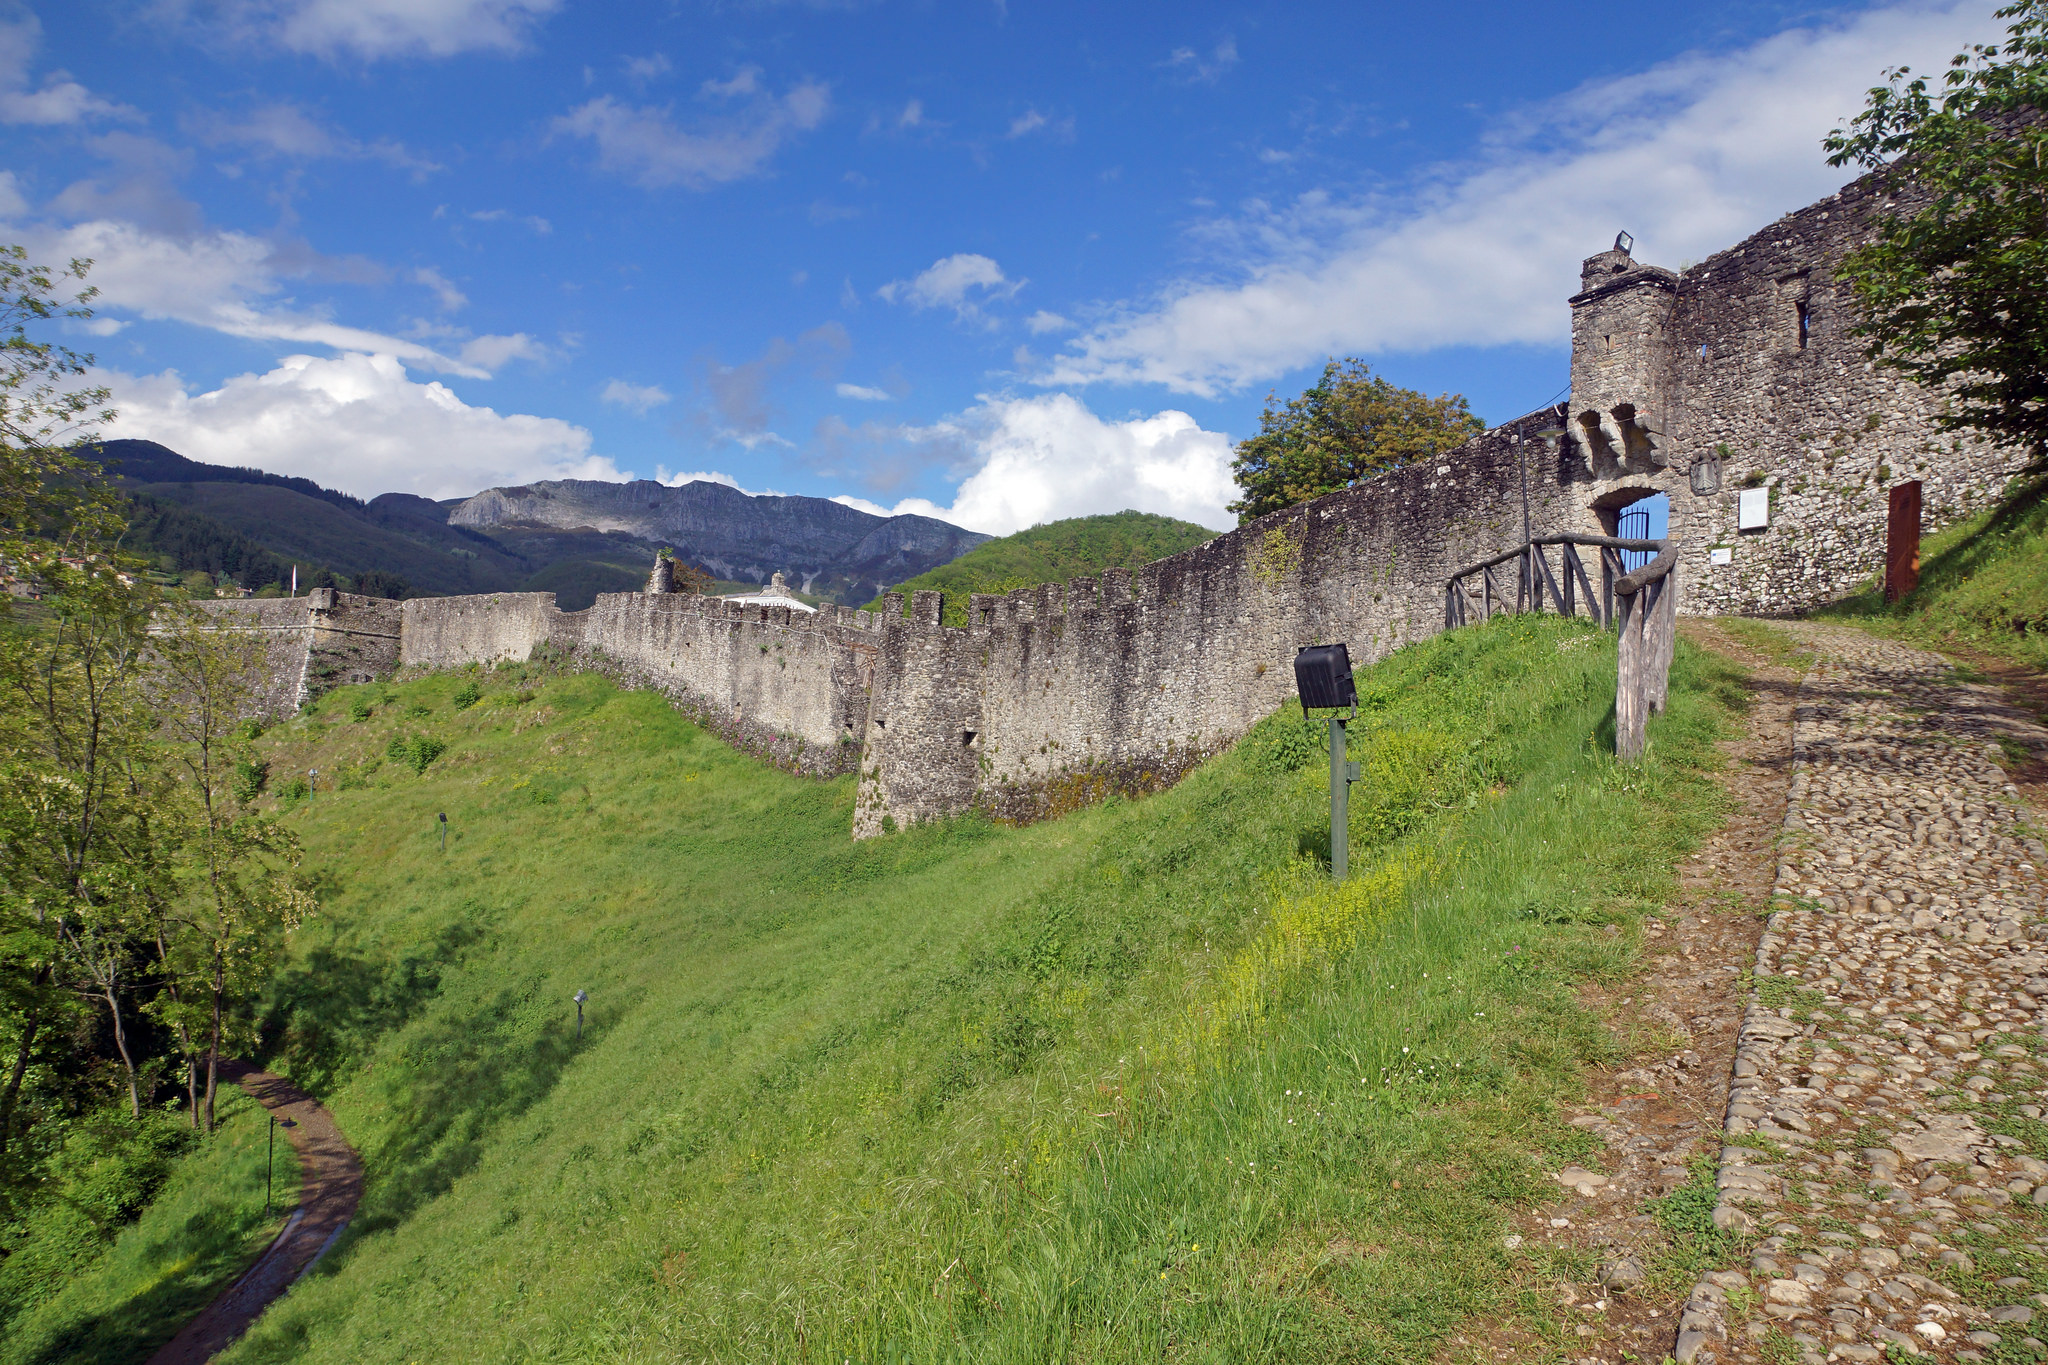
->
[201,163,2030,835]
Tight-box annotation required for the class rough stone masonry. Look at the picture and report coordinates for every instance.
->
[210,162,2032,837]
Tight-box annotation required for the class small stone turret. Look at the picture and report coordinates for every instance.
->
[1569,236,1678,479]
[648,552,675,594]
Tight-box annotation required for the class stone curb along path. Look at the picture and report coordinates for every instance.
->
[147,1062,363,1365]
[1676,624,2048,1365]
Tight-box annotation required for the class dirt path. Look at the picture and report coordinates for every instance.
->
[147,1063,362,1365]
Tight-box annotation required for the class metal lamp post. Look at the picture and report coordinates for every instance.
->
[573,988,587,1042]
[266,1114,297,1216]
[438,812,447,852]
[308,768,317,801]
[1292,644,1360,880]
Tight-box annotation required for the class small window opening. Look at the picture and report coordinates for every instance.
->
[1604,334,1613,351]
[1796,300,1810,349]
[962,728,977,747]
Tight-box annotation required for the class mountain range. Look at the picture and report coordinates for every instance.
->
[95,440,990,609]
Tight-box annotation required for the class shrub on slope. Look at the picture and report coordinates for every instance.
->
[206,616,1735,1364]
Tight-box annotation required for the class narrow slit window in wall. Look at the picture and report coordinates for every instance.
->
[1796,300,1810,349]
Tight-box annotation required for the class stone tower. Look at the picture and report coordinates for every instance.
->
[1569,235,1678,480]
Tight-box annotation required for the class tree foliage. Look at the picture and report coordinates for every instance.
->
[1824,1,2048,469]
[1228,359,1485,523]
[0,247,316,1285]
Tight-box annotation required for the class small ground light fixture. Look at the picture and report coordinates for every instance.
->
[308,768,317,800]
[266,1114,298,1215]
[438,811,447,852]
[1293,645,1361,881]
[573,988,588,1041]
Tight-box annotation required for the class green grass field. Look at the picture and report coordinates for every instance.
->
[1820,474,2048,670]
[155,611,1744,1363]
[1,1089,298,1365]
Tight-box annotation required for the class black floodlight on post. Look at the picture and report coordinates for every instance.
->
[573,988,587,1042]
[1293,644,1363,881]
[438,811,447,853]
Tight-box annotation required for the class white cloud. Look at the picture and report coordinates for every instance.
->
[1047,0,2000,397]
[898,99,924,129]
[623,53,671,84]
[835,382,890,402]
[414,265,468,311]
[0,170,27,218]
[553,78,830,189]
[0,11,135,125]
[467,208,552,233]
[456,332,546,369]
[1162,37,1238,84]
[100,352,621,500]
[1006,107,1073,140]
[26,218,493,377]
[842,392,1235,535]
[699,66,762,99]
[209,0,562,59]
[876,253,1023,321]
[601,378,671,414]
[189,101,441,175]
[1024,310,1070,335]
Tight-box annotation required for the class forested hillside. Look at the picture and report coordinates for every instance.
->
[869,510,1218,625]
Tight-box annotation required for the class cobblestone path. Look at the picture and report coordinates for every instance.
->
[1677,625,2048,1364]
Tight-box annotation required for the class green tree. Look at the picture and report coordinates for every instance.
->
[151,614,314,1132]
[0,247,115,553]
[1824,1,2048,469]
[1228,359,1485,523]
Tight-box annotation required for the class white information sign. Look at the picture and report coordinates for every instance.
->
[1737,488,1770,530]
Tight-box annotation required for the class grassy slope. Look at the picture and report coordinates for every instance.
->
[203,614,1737,1363]
[1818,474,2048,669]
[2,1090,299,1365]
[868,511,1218,626]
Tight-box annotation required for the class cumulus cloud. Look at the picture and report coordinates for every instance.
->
[553,76,830,190]
[835,382,890,401]
[601,378,671,414]
[0,12,135,125]
[24,217,495,377]
[193,0,562,59]
[876,253,1023,321]
[1024,310,1070,335]
[835,392,1235,535]
[1047,0,1999,397]
[623,53,671,84]
[100,352,621,500]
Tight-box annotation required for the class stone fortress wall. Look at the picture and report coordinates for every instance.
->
[217,166,2031,834]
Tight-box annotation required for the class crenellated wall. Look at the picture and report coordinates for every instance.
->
[198,164,2032,835]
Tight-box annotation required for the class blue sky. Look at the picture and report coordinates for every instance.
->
[3,0,2003,532]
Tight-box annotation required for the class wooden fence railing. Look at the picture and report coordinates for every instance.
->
[1441,533,1678,761]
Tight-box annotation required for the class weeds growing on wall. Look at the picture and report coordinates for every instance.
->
[64,613,1744,1365]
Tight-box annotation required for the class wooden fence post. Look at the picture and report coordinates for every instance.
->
[1647,566,1679,714]
[1615,586,1649,761]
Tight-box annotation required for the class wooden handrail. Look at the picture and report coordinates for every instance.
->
[1443,533,1669,586]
